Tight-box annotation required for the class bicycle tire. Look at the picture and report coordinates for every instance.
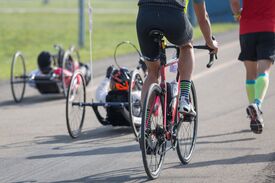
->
[66,71,86,138]
[10,51,26,103]
[128,68,143,139]
[176,81,198,164]
[140,83,166,179]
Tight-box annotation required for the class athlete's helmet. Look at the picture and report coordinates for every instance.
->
[110,67,130,91]
[37,51,52,74]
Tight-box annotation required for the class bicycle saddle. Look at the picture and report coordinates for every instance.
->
[149,30,164,42]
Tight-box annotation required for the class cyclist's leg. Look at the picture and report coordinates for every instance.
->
[141,61,160,105]
[136,6,162,105]
[178,43,194,80]
[161,7,195,115]
[178,43,196,115]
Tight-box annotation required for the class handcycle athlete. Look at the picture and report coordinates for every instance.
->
[136,0,218,179]
[10,45,91,103]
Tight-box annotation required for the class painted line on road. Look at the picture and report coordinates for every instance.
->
[194,41,239,80]
[193,59,237,80]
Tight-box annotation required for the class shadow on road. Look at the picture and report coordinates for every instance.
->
[0,94,64,107]
[51,166,148,183]
[0,126,135,152]
[34,126,135,146]
[172,152,275,169]
[197,129,256,144]
[26,126,139,160]
[27,143,139,160]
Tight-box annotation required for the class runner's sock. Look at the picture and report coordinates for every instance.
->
[246,80,255,104]
[255,73,269,107]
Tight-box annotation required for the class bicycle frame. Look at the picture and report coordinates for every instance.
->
[153,36,180,138]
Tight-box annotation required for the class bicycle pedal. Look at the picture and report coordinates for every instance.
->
[183,115,194,122]
[165,131,171,140]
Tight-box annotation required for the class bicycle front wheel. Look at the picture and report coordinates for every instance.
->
[176,81,198,164]
[140,83,166,180]
[10,52,26,103]
[66,71,86,138]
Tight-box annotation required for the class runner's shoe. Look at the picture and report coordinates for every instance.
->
[178,97,196,116]
[246,103,264,134]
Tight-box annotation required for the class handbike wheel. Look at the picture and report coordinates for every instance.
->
[70,46,81,63]
[128,68,144,139]
[10,51,26,103]
[66,70,86,138]
[140,83,166,179]
[62,50,75,97]
[176,81,198,164]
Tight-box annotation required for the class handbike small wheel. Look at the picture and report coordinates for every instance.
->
[66,70,86,138]
[10,51,27,103]
[128,69,144,139]
[62,50,75,97]
[176,81,198,164]
[140,83,166,180]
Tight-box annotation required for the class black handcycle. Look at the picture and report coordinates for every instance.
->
[65,41,147,139]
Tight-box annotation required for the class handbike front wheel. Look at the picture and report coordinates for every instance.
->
[66,70,86,138]
[176,81,198,164]
[10,51,27,103]
[62,50,76,97]
[140,83,166,180]
[128,68,144,139]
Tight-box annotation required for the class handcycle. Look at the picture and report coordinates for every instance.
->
[10,45,89,103]
[65,41,147,139]
[139,30,217,179]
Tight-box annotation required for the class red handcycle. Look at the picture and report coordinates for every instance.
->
[10,45,89,103]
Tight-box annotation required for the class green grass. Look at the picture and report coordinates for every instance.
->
[0,0,236,79]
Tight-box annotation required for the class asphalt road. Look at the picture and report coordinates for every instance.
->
[0,30,275,183]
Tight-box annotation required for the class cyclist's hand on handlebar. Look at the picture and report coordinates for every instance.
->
[206,39,218,54]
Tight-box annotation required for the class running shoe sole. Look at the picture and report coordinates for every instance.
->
[246,106,263,134]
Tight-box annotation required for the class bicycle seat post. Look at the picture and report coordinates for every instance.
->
[149,30,167,66]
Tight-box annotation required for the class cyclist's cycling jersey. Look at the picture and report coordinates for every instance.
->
[138,0,204,10]
[240,0,275,34]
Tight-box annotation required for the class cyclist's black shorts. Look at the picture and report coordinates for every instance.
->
[239,32,275,63]
[136,5,193,61]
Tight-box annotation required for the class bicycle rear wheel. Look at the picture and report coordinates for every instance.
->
[66,71,86,138]
[10,52,27,103]
[176,81,198,164]
[129,68,144,139]
[140,83,166,180]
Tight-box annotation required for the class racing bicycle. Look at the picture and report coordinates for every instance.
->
[139,30,217,179]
